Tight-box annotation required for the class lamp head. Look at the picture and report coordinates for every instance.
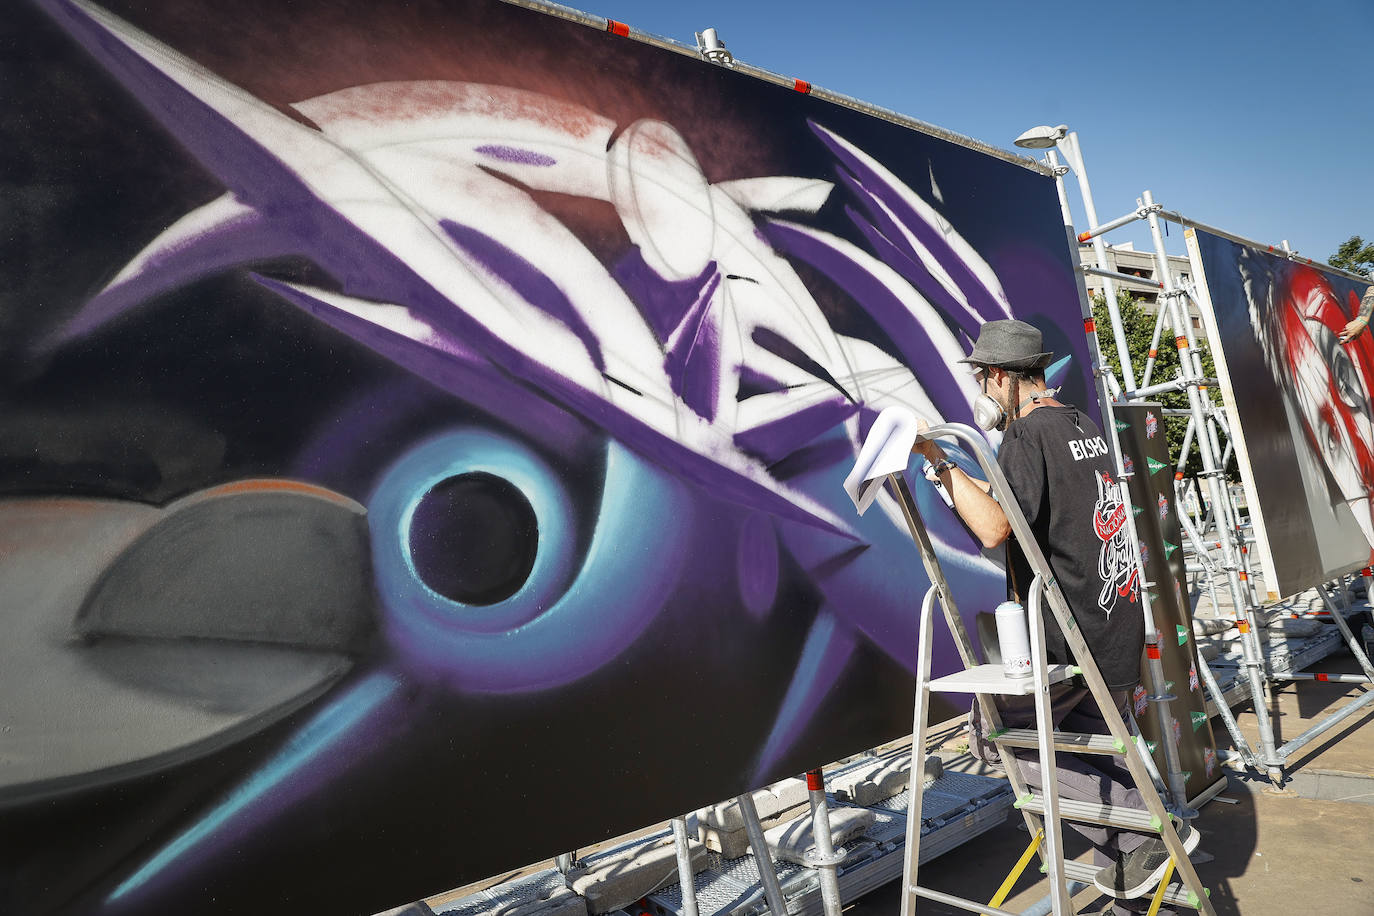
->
[1014,124,1069,149]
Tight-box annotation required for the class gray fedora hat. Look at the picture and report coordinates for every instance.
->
[957,319,1054,371]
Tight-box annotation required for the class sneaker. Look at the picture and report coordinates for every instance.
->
[1093,826,1201,899]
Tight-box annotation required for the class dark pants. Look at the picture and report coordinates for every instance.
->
[970,684,1176,915]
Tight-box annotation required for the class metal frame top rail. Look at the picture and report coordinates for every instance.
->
[1156,209,1370,284]
[1080,196,1368,285]
[496,0,1052,175]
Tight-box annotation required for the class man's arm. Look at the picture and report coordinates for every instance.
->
[1339,284,1374,342]
[912,428,1011,549]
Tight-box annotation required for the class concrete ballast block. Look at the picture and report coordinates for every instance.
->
[569,836,708,915]
[695,776,809,832]
[698,799,810,859]
[763,807,876,866]
[831,754,942,807]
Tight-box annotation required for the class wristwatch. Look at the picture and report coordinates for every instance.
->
[925,457,956,485]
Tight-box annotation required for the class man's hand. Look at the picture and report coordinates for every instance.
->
[912,418,944,461]
[1340,315,1369,343]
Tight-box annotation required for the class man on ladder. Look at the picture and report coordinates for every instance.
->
[911,319,1201,914]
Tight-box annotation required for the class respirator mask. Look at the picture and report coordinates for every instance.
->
[971,366,1008,432]
[971,366,1055,432]
[972,393,1005,432]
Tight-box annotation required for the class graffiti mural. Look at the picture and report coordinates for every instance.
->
[1186,229,1374,598]
[1,0,1095,912]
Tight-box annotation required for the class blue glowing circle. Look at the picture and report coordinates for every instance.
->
[369,430,694,693]
[370,429,577,635]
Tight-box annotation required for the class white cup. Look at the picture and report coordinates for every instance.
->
[994,601,1032,678]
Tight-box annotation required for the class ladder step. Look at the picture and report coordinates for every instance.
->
[992,728,1127,755]
[909,883,1022,916]
[1016,793,1164,833]
[926,663,1075,695]
[1060,859,1199,908]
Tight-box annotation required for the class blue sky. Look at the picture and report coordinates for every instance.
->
[591,0,1372,266]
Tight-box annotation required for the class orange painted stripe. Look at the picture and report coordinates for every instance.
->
[793,78,812,93]
[1084,318,1096,333]
[606,19,630,36]
[204,478,352,504]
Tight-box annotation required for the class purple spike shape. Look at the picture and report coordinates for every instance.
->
[473,144,556,167]
[612,252,719,344]
[762,221,972,425]
[842,200,981,341]
[751,327,855,404]
[736,364,792,400]
[441,219,605,372]
[734,398,859,467]
[36,0,421,317]
[662,271,722,421]
[254,276,591,457]
[809,121,1007,323]
[37,0,856,540]
[45,204,297,348]
[767,436,858,483]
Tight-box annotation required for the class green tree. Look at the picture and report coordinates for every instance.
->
[1328,235,1374,278]
[1090,291,1228,480]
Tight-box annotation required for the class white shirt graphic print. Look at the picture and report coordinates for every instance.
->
[1092,470,1138,615]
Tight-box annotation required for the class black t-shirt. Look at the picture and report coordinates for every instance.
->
[998,405,1144,690]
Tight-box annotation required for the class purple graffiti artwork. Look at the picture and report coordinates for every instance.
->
[3,1,1088,912]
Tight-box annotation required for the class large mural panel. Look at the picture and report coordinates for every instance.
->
[1185,229,1374,599]
[1,0,1096,912]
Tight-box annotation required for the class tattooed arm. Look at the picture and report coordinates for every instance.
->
[1340,284,1374,342]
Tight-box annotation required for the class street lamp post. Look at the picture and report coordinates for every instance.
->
[1016,125,1137,392]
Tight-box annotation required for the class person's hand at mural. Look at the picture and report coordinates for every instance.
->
[912,417,1008,547]
[1338,284,1374,342]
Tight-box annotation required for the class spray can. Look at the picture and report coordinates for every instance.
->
[994,601,1032,678]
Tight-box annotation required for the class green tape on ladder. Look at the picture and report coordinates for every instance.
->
[988,728,1007,740]
[1014,793,1034,809]
[1150,814,1162,831]
[1113,737,1126,753]
[1188,888,1210,906]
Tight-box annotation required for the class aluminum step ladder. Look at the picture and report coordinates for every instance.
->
[844,414,1215,916]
